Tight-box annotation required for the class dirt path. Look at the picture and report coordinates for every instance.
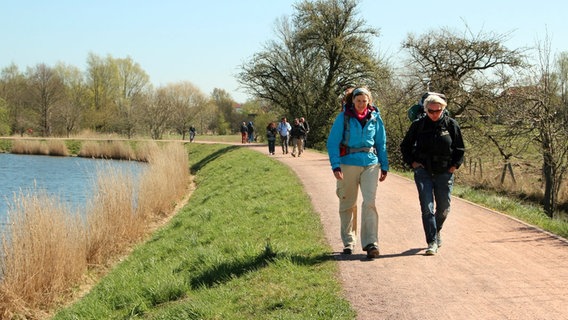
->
[248,144,568,320]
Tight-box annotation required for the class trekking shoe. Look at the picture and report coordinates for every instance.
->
[436,232,442,248]
[291,153,296,157]
[425,242,438,255]
[364,245,380,259]
[342,247,352,255]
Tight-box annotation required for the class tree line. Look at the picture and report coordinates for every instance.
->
[0,53,250,140]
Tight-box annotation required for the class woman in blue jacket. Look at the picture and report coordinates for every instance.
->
[326,87,389,259]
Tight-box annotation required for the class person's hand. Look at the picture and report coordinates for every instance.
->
[448,166,457,174]
[379,170,387,182]
[412,161,423,169]
[333,170,343,180]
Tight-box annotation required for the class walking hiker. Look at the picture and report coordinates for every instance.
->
[400,93,465,255]
[277,117,291,154]
[266,122,277,155]
[326,87,389,259]
[240,122,248,144]
[299,117,309,148]
[290,118,306,157]
[247,121,255,143]
[189,125,196,142]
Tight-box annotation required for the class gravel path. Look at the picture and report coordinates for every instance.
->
[248,144,568,320]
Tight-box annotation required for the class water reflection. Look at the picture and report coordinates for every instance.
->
[0,153,147,222]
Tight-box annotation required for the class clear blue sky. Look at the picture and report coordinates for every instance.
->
[2,0,566,103]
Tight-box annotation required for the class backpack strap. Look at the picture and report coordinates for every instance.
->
[341,113,350,145]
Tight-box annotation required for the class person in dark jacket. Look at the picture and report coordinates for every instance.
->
[400,93,465,255]
[290,118,306,157]
[266,122,277,155]
[247,121,255,143]
[299,117,309,148]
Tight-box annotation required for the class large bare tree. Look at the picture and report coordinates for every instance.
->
[238,0,389,147]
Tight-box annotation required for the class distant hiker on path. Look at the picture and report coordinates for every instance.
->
[277,117,291,154]
[240,122,248,144]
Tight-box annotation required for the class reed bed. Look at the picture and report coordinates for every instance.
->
[0,141,190,319]
[0,191,86,319]
[77,140,135,160]
[10,140,50,155]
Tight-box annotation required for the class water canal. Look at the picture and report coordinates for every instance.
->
[0,153,146,222]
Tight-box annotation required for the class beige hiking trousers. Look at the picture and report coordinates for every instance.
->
[336,164,380,250]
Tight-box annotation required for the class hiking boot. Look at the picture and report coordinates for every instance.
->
[364,245,380,259]
[342,247,352,255]
[436,232,442,248]
[291,153,296,157]
[425,242,438,255]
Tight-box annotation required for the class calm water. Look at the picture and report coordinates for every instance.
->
[0,153,147,222]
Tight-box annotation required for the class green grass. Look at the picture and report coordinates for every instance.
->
[0,138,11,152]
[452,185,568,238]
[53,143,355,320]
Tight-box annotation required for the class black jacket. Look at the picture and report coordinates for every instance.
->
[400,115,465,174]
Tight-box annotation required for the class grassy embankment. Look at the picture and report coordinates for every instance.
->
[38,142,354,319]
[0,139,191,319]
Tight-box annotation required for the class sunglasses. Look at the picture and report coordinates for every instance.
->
[427,108,443,114]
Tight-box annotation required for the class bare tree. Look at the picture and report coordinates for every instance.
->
[53,63,88,137]
[139,87,175,140]
[26,64,65,137]
[115,57,150,138]
[166,82,207,140]
[238,0,389,146]
[525,38,568,218]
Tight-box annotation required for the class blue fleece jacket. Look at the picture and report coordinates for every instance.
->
[326,105,389,172]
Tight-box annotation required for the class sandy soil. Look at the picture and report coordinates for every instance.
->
[248,144,568,320]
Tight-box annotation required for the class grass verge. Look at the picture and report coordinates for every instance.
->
[52,144,355,319]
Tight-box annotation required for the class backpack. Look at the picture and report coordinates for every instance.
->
[407,92,449,122]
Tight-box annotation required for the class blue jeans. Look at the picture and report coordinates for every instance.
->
[413,167,454,244]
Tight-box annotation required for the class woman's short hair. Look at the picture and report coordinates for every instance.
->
[423,93,447,110]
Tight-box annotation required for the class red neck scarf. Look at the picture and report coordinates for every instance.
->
[355,107,369,121]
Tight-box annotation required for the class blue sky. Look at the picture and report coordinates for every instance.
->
[1,0,566,103]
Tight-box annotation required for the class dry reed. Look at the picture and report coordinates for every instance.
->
[0,141,190,318]
[78,141,135,160]
[85,164,145,265]
[46,140,70,157]
[0,191,86,319]
[10,140,49,155]
[137,142,190,218]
